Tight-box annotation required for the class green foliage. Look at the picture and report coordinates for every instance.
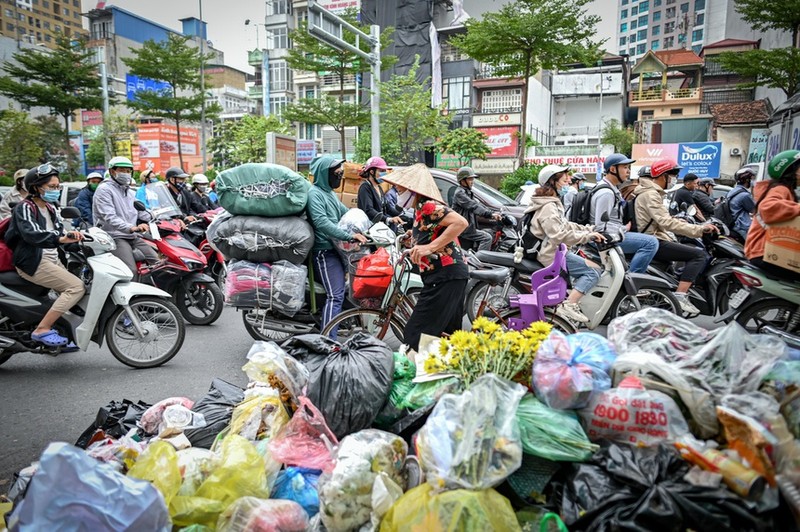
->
[35,115,82,177]
[379,59,450,165]
[499,162,546,197]
[0,109,43,172]
[435,128,491,166]
[123,34,221,167]
[717,48,800,98]
[282,95,369,139]
[450,0,602,165]
[732,0,800,46]
[208,115,293,169]
[353,128,402,164]
[84,109,135,167]
[601,119,635,157]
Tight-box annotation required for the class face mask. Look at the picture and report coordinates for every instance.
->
[375,177,384,184]
[667,177,677,189]
[113,172,131,186]
[578,182,586,191]
[148,177,159,184]
[196,185,207,193]
[88,183,99,192]
[172,180,186,191]
[329,172,343,190]
[558,185,571,198]
[42,190,60,203]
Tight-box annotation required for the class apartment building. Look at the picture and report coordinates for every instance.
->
[617,0,707,62]
[0,0,86,48]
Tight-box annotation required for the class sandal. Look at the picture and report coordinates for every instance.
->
[31,329,69,347]
[61,342,79,353]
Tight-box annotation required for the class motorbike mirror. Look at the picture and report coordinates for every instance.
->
[61,206,80,219]
[686,205,697,217]
[133,200,147,212]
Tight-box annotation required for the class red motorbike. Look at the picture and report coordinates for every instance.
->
[184,207,227,289]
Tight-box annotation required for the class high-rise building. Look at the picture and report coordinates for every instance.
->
[616,0,707,62]
[0,0,87,49]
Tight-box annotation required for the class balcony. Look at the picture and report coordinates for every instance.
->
[629,87,703,106]
[248,50,263,66]
[249,85,264,98]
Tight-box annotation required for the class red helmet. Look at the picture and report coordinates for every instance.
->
[650,158,682,178]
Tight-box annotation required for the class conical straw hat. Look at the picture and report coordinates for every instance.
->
[382,164,444,203]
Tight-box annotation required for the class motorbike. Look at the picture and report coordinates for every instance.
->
[0,210,186,368]
[184,207,227,290]
[460,211,519,253]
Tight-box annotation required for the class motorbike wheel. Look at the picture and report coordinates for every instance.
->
[105,297,186,368]
[610,287,680,320]
[465,280,525,323]
[241,308,316,343]
[735,299,798,335]
[321,309,406,351]
[175,281,224,326]
[498,308,577,335]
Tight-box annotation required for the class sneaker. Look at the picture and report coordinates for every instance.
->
[556,302,590,324]
[674,293,700,315]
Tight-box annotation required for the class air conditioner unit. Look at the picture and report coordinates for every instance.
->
[730,148,742,156]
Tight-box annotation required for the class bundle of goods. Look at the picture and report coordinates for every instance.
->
[334,208,371,255]
[215,163,311,217]
[224,260,306,316]
[206,212,314,265]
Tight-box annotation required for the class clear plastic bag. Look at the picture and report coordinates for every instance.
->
[176,448,220,497]
[85,434,147,472]
[270,467,321,518]
[334,208,370,253]
[532,331,617,410]
[216,497,309,532]
[416,373,525,490]
[139,397,195,435]
[127,440,182,506]
[760,360,800,439]
[158,405,207,437]
[268,396,339,472]
[227,393,289,442]
[224,260,307,317]
[318,429,408,531]
[243,341,309,402]
[517,393,597,462]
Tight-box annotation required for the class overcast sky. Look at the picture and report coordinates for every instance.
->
[85,0,618,74]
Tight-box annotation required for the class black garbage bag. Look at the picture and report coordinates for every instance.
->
[283,332,393,439]
[75,399,151,449]
[184,378,245,449]
[555,441,773,532]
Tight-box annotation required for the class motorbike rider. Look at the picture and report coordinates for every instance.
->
[563,172,586,218]
[93,156,159,276]
[73,171,103,227]
[190,174,218,211]
[0,169,29,219]
[728,167,757,243]
[745,150,800,281]
[669,173,704,217]
[165,166,206,221]
[135,169,161,209]
[5,165,85,347]
[452,166,501,251]
[307,155,368,336]
[526,164,606,324]
[357,156,404,229]
[693,178,716,220]
[634,158,719,315]
[589,153,659,274]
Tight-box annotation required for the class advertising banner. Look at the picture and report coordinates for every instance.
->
[296,140,317,165]
[477,126,519,158]
[632,143,680,167]
[767,123,783,161]
[136,124,199,172]
[527,155,606,175]
[126,74,171,102]
[81,110,103,128]
[266,133,297,171]
[472,113,521,127]
[676,142,722,178]
[320,0,359,13]
[471,158,516,175]
[435,152,463,170]
[747,129,770,164]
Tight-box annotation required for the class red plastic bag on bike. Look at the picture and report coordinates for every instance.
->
[352,247,393,299]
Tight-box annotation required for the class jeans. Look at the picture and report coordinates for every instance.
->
[620,231,659,273]
[313,249,346,337]
[565,252,601,294]
[655,240,707,283]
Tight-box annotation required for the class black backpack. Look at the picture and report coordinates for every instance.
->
[713,188,747,232]
[568,183,611,225]
[517,211,544,260]
[622,194,652,234]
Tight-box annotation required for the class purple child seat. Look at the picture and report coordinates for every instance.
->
[508,244,569,330]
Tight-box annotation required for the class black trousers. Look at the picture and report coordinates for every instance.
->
[655,240,707,283]
[404,278,467,352]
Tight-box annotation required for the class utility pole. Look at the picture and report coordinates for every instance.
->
[199,0,207,172]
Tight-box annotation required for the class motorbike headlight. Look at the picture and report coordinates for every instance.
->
[181,258,205,271]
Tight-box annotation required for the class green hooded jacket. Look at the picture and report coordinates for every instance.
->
[307,155,353,251]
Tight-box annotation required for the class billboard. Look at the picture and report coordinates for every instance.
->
[633,142,723,178]
[126,74,171,102]
[81,110,103,128]
[137,124,199,173]
[477,126,519,158]
[527,154,606,175]
[320,0,359,13]
[296,140,317,165]
[747,129,770,164]
[472,113,521,127]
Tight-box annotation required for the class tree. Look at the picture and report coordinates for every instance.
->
[208,115,293,168]
[601,119,635,156]
[499,161,546,197]
[379,60,450,165]
[123,33,220,168]
[284,11,395,155]
[450,0,602,166]
[732,0,800,48]
[0,110,43,173]
[0,35,103,167]
[85,109,135,167]
[435,128,491,166]
[35,115,80,178]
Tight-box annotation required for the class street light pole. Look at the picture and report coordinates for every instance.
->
[199,0,207,173]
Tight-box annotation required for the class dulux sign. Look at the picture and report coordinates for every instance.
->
[677,142,722,178]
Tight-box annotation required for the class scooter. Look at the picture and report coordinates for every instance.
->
[0,211,186,368]
[184,207,227,289]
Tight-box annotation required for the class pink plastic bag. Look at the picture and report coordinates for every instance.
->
[268,396,339,472]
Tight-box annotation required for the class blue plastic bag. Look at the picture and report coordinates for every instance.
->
[270,467,321,517]
[8,442,170,532]
[532,332,617,410]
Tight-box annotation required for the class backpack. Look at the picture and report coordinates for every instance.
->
[622,194,652,234]
[568,183,612,225]
[0,216,13,272]
[713,188,747,232]
[516,211,544,260]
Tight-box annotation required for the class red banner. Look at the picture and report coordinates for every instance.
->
[476,126,519,158]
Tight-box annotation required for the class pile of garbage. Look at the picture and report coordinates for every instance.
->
[4,308,800,531]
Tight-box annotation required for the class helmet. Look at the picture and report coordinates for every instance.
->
[107,156,133,169]
[698,178,715,187]
[603,153,635,173]
[457,166,479,181]
[13,168,28,182]
[767,150,800,180]
[85,171,103,181]
[192,174,209,185]
[637,166,651,178]
[363,156,388,172]
[650,158,682,178]
[538,164,569,184]
[24,163,59,194]
[165,166,190,180]
[570,172,586,183]
[734,167,755,184]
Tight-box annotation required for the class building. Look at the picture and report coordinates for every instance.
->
[699,38,757,114]
[709,99,770,178]
[0,0,87,48]
[617,0,707,62]
[204,64,256,120]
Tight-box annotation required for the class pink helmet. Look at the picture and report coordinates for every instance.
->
[364,156,388,172]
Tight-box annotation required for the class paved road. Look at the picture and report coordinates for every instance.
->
[0,307,255,494]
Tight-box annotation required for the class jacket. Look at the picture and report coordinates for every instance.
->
[589,180,625,234]
[452,185,493,230]
[93,179,151,240]
[669,186,698,216]
[692,189,715,218]
[192,190,218,211]
[0,188,25,219]
[525,195,595,266]
[170,186,206,217]
[633,179,704,241]
[6,198,64,276]
[728,184,756,241]
[745,181,800,260]
[74,187,94,226]
[357,180,401,224]
[307,155,353,251]
[563,187,578,218]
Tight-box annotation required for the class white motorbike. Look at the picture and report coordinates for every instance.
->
[0,208,186,368]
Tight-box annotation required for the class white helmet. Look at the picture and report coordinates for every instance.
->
[107,156,133,169]
[538,164,570,184]
[85,171,103,180]
[192,174,209,185]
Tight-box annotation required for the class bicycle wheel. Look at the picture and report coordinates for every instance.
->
[321,309,406,351]
[466,279,525,322]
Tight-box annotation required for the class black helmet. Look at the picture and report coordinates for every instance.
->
[638,166,651,178]
[165,166,190,180]
[23,163,59,195]
[734,167,756,184]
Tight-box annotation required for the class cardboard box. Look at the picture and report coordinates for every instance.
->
[764,217,800,274]
[340,192,359,209]
[343,162,362,180]
[342,178,361,195]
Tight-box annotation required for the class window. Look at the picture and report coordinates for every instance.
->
[622,0,628,4]
[63,7,68,15]
[55,24,61,32]
[636,29,646,41]
[663,36,674,48]
[642,110,655,117]
[44,21,49,29]
[638,15,648,25]
[671,108,683,115]
[269,96,288,116]
[4,9,11,16]
[666,7,676,17]
[72,0,79,5]
[652,25,661,35]
[695,13,704,25]
[42,0,48,6]
[654,0,662,5]
[664,20,675,32]
[631,20,637,29]
[652,40,660,49]
[36,31,41,41]
[620,22,628,33]
[631,6,638,15]
[692,44,702,54]
[443,76,471,111]
[35,18,40,27]
[639,0,649,12]
[637,43,646,54]
[694,0,705,9]
[678,33,686,43]
[271,27,288,49]
[481,88,521,113]
[268,60,289,92]
[5,23,13,32]
[680,2,689,12]
[44,33,50,42]
[620,36,626,46]
[441,39,467,61]
[630,32,637,42]
[692,29,703,41]
[267,1,288,15]
[653,11,661,21]
[620,9,628,19]
[629,47,636,55]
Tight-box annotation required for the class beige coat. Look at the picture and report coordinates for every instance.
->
[633,178,704,242]
[525,195,595,265]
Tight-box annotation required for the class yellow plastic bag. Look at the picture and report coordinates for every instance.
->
[379,483,521,532]
[228,394,289,442]
[127,440,181,506]
[170,495,226,529]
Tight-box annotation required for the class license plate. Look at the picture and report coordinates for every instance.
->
[729,288,749,309]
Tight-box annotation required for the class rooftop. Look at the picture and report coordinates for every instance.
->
[653,49,704,67]
[710,99,771,125]
[702,38,759,52]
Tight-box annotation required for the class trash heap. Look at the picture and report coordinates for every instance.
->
[5,308,800,531]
